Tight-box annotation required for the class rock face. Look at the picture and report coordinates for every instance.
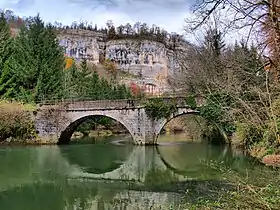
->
[106,40,167,71]
[58,29,182,94]
[58,29,104,64]
[105,39,176,94]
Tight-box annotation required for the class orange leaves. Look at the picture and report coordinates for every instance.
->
[65,56,74,70]
[264,61,272,71]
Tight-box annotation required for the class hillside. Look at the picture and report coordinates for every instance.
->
[2,10,185,96]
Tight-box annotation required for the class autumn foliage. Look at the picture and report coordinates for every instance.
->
[65,56,74,70]
[104,59,117,73]
[130,82,143,97]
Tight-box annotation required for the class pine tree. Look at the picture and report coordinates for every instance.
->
[108,25,117,39]
[74,59,91,98]
[35,23,65,101]
[63,57,132,101]
[0,12,13,75]
[204,28,225,57]
[0,15,65,102]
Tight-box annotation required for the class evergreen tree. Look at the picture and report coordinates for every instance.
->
[87,69,100,99]
[63,64,78,99]
[229,41,263,89]
[35,23,65,101]
[74,59,91,98]
[0,15,65,102]
[108,25,117,39]
[205,29,225,56]
[0,12,13,75]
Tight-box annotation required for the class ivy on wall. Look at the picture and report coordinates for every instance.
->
[144,98,178,120]
[185,94,197,109]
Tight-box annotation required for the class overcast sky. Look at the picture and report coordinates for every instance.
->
[0,0,195,34]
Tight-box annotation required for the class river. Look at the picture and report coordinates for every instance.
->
[0,134,272,210]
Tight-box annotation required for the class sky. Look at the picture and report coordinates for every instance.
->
[0,0,195,34]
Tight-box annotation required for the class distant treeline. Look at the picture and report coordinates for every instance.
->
[1,9,187,50]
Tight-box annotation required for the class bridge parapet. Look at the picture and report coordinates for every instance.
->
[38,97,189,110]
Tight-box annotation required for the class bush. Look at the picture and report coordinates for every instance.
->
[0,100,36,142]
[145,98,177,120]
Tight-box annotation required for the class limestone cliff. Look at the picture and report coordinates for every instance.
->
[105,39,174,94]
[58,29,105,64]
[58,29,184,95]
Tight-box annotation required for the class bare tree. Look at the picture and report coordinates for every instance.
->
[185,0,280,81]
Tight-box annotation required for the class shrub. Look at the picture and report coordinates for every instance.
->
[0,100,36,142]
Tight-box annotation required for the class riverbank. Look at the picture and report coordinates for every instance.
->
[175,161,280,210]
[165,115,280,168]
[0,100,38,143]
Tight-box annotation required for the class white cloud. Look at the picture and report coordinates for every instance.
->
[0,0,193,33]
[0,0,252,45]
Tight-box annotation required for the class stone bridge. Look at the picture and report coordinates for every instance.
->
[35,97,200,145]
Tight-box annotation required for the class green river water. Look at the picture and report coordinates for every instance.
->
[0,134,273,210]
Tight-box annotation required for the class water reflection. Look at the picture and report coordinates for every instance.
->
[60,144,134,174]
[157,142,251,179]
[0,135,260,210]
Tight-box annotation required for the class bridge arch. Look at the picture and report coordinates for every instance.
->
[58,112,135,144]
[154,108,199,143]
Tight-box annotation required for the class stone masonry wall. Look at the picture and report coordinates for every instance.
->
[35,98,196,145]
[36,107,156,145]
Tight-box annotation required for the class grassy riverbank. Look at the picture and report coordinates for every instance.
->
[187,164,280,209]
[163,161,280,210]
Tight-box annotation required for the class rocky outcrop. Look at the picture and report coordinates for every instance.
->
[58,29,183,94]
[105,39,175,94]
[58,29,104,64]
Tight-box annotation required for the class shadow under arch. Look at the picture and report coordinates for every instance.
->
[155,109,228,145]
[58,114,133,145]
[59,143,134,174]
[155,111,200,142]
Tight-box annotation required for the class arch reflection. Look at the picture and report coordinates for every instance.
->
[59,143,134,174]
[156,141,250,178]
